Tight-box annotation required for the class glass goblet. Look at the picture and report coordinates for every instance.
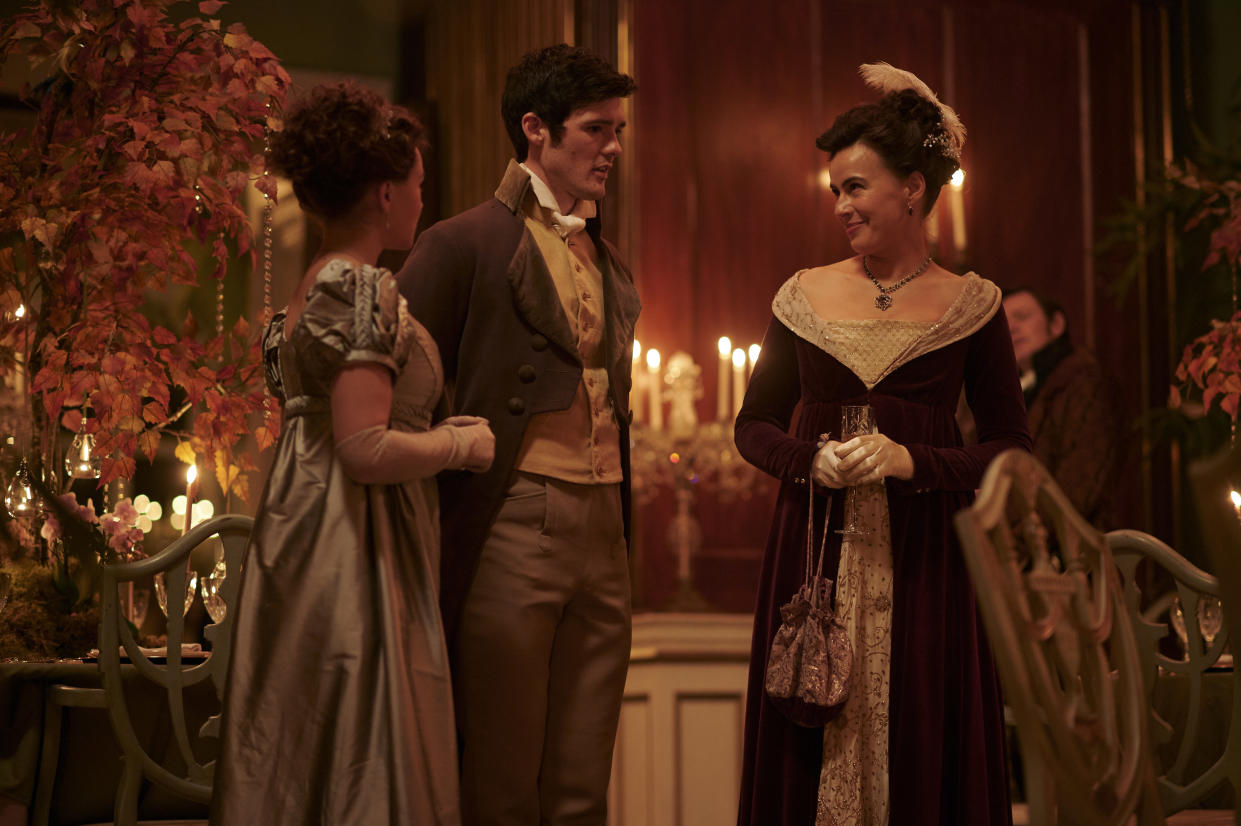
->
[200,559,228,624]
[1198,596,1223,647]
[837,404,876,537]
[154,570,197,617]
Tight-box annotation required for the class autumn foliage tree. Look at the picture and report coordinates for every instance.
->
[0,0,288,510]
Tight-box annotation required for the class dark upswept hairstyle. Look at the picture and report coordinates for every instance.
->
[500,44,637,161]
[815,89,961,214]
[270,82,425,220]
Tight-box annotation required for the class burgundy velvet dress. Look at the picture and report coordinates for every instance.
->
[735,272,1030,826]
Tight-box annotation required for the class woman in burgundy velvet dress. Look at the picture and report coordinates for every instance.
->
[734,64,1030,826]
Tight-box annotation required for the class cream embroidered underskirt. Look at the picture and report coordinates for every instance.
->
[816,481,894,826]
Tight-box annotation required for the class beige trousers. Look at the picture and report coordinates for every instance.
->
[456,472,631,826]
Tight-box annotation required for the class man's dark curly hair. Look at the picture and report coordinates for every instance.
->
[270,82,425,220]
[816,89,960,215]
[501,44,636,161]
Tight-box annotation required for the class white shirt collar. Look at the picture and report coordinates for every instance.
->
[519,163,596,238]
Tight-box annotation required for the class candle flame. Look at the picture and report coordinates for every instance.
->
[646,348,661,370]
[950,168,965,189]
[15,304,25,319]
[748,343,761,364]
[186,464,197,485]
[1230,489,1241,509]
[731,348,746,368]
[632,339,641,361]
[718,336,731,357]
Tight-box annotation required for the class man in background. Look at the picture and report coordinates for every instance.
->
[1003,286,1123,527]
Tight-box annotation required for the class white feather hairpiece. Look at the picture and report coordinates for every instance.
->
[859,61,965,159]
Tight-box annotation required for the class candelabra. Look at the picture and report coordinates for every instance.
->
[630,351,763,611]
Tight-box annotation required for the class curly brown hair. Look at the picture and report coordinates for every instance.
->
[270,82,425,220]
[816,89,961,215]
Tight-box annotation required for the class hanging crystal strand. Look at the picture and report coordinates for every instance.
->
[262,99,276,422]
[1232,261,1238,444]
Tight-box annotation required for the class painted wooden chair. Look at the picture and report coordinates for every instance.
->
[1187,439,1241,824]
[1106,528,1236,825]
[955,449,1165,826]
[32,515,252,826]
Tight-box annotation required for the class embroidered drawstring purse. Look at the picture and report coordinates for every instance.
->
[763,453,852,727]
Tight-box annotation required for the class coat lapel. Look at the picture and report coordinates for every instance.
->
[506,232,578,356]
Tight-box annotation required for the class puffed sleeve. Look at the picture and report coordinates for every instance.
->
[299,259,408,377]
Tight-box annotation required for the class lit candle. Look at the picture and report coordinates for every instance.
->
[949,168,967,263]
[747,343,760,380]
[646,348,662,431]
[1230,489,1241,520]
[731,347,746,422]
[717,336,731,422]
[631,340,644,425]
[183,464,198,536]
[13,304,25,396]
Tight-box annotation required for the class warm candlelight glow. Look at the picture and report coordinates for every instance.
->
[646,349,662,430]
[747,343,760,379]
[717,336,732,358]
[630,340,643,425]
[731,348,746,422]
[948,167,967,262]
[1230,489,1241,509]
[183,464,198,536]
[14,304,25,319]
[818,168,832,190]
[717,337,732,422]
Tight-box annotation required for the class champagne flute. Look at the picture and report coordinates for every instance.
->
[1198,596,1223,648]
[837,404,876,537]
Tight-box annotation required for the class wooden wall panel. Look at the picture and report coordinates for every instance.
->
[424,0,573,217]
[953,7,1087,318]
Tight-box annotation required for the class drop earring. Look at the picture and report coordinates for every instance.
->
[907,203,914,216]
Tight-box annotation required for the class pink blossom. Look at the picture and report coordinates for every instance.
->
[110,498,139,526]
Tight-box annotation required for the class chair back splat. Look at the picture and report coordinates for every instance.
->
[954,449,1165,826]
[97,514,253,826]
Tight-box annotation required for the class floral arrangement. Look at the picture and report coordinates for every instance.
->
[1165,161,1241,421]
[0,0,288,505]
[40,494,146,562]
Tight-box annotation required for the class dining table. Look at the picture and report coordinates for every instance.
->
[0,656,217,826]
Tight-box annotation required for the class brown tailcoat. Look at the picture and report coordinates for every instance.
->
[396,161,641,644]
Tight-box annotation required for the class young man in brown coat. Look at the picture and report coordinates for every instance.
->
[397,45,639,825]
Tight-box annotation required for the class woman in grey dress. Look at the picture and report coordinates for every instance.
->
[211,83,494,825]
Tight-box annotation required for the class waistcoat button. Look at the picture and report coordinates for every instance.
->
[507,397,526,415]
[518,364,536,383]
[531,334,548,351]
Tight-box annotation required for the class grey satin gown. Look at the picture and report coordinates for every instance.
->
[210,260,460,825]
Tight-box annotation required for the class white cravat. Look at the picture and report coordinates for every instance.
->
[520,163,595,239]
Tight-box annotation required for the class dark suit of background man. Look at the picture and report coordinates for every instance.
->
[1002,287,1123,527]
[398,44,640,826]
